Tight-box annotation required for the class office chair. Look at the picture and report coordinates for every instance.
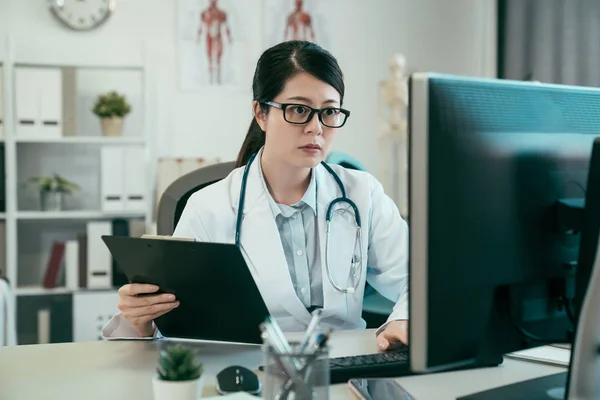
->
[326,151,367,171]
[156,161,236,236]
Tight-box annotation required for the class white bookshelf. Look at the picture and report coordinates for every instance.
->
[0,35,157,297]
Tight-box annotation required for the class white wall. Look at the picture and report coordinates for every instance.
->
[0,0,497,174]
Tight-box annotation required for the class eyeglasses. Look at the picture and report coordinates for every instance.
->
[262,101,350,128]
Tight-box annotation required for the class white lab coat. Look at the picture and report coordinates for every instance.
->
[102,157,409,339]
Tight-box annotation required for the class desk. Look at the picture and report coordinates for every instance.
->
[0,329,566,400]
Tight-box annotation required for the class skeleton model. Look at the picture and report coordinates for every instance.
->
[378,54,409,219]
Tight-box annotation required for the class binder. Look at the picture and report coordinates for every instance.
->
[15,68,38,138]
[100,147,125,211]
[86,221,112,289]
[61,67,77,137]
[64,240,79,290]
[38,68,62,138]
[42,242,66,289]
[124,147,146,211]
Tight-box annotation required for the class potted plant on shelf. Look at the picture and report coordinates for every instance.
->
[27,174,80,211]
[92,90,131,137]
[153,344,205,400]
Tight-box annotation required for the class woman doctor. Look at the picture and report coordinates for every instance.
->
[103,40,409,350]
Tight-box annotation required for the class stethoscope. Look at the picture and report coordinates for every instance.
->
[235,152,364,294]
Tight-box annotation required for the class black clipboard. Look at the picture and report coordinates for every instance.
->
[101,235,270,344]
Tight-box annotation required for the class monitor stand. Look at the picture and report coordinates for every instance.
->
[459,233,600,400]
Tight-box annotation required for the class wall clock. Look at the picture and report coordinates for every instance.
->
[48,0,116,31]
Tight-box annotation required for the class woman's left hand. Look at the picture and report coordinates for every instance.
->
[375,320,408,350]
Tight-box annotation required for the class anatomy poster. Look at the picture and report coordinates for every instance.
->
[263,0,332,50]
[177,0,250,90]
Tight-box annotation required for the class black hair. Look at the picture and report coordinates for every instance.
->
[235,40,345,167]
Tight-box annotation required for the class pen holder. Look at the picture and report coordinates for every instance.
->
[261,342,330,400]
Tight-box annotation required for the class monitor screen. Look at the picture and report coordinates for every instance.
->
[408,73,600,373]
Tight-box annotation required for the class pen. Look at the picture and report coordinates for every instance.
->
[260,322,289,355]
[260,321,302,370]
[299,309,322,353]
[279,330,332,400]
[266,316,293,353]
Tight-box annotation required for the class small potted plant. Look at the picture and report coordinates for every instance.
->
[153,344,204,400]
[92,90,131,137]
[27,174,80,211]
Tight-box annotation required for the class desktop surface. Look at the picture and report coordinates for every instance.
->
[0,329,566,400]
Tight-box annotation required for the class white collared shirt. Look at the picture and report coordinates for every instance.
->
[257,160,323,309]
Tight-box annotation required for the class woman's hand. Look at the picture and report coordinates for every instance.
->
[375,320,408,351]
[117,284,179,337]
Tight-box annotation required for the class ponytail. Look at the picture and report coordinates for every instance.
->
[235,118,265,168]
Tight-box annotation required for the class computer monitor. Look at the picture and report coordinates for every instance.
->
[565,137,600,397]
[407,73,600,374]
[572,137,600,324]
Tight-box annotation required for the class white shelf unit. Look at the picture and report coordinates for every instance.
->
[0,35,157,297]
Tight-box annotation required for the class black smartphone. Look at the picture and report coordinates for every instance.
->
[348,378,416,400]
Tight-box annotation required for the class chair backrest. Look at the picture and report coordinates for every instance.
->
[156,161,236,235]
[326,151,367,171]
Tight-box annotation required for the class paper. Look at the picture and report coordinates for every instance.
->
[202,393,257,399]
[506,345,571,367]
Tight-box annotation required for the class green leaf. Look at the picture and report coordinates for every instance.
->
[25,174,80,194]
[92,90,132,118]
[156,344,203,381]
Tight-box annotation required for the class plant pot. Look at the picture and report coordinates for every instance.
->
[40,191,63,211]
[152,375,204,400]
[100,117,124,137]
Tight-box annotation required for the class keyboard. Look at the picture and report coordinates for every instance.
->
[329,346,411,384]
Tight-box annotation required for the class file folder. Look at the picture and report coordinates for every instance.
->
[124,147,146,211]
[38,68,62,138]
[100,147,125,211]
[87,221,113,289]
[101,235,270,344]
[15,68,38,137]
